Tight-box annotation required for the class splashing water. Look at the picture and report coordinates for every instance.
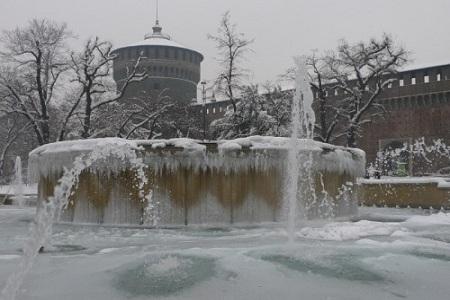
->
[1,142,155,300]
[285,56,316,242]
[13,157,25,207]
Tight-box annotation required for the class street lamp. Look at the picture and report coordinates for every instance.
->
[201,81,207,140]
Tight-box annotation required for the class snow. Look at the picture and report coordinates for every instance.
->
[358,176,450,188]
[121,37,187,49]
[399,61,450,73]
[0,255,21,261]
[298,209,450,241]
[405,212,450,225]
[217,141,241,151]
[0,184,37,196]
[218,136,290,150]
[28,137,366,182]
[299,220,406,241]
[97,248,120,254]
[148,138,206,152]
[298,208,450,241]
[217,136,365,176]
[113,36,202,57]
[28,138,139,181]
[29,138,137,156]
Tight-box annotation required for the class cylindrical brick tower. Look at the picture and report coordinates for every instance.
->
[111,20,203,103]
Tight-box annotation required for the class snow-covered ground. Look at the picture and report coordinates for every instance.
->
[1,206,450,300]
[358,176,450,188]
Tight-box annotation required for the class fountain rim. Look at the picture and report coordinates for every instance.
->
[28,136,366,182]
[29,136,365,156]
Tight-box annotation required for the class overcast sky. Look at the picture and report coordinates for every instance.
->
[1,0,449,89]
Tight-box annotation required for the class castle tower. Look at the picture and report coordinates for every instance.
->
[111,18,203,102]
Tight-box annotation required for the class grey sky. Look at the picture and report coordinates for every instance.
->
[1,0,449,89]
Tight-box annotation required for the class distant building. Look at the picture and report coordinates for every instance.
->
[202,64,450,170]
[111,20,203,103]
[109,18,450,168]
[318,63,450,172]
[191,95,233,130]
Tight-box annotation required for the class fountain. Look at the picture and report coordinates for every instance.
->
[12,157,25,207]
[284,56,317,241]
[26,137,364,228]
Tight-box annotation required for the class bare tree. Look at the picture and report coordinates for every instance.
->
[0,114,31,176]
[165,101,202,139]
[115,90,175,139]
[210,85,276,139]
[208,11,253,112]
[307,53,340,143]
[0,19,72,145]
[58,37,147,140]
[324,34,408,147]
[262,83,292,137]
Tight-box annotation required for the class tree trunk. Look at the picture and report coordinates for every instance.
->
[319,96,328,142]
[347,124,357,148]
[82,91,92,139]
[41,118,50,144]
[35,46,51,145]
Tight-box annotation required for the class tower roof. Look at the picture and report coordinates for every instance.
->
[113,20,203,60]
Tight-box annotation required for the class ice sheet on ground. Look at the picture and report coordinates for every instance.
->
[1,206,450,300]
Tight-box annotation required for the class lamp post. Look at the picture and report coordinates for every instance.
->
[201,81,207,140]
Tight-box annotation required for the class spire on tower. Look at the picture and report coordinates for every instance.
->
[145,0,170,40]
[152,0,162,35]
[155,0,159,25]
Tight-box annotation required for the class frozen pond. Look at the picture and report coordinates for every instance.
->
[1,206,450,300]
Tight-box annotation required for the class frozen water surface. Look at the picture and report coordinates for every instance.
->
[1,206,450,300]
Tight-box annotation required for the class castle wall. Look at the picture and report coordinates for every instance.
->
[315,64,450,168]
[112,45,203,102]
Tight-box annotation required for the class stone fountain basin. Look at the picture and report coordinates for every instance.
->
[29,136,365,226]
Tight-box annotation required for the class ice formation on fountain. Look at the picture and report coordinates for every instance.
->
[26,136,364,227]
[1,140,155,300]
[28,137,364,183]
